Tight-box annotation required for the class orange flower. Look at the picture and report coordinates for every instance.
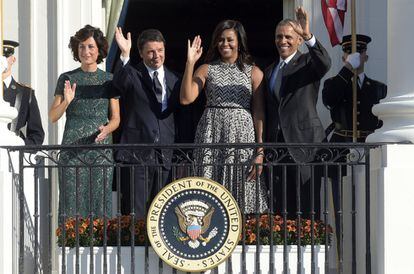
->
[287,225,296,232]
[248,232,256,243]
[272,224,281,232]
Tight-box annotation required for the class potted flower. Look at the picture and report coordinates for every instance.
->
[57,214,331,273]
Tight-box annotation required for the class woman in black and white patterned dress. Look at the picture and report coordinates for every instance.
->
[180,20,268,213]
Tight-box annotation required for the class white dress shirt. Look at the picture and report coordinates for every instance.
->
[120,55,168,111]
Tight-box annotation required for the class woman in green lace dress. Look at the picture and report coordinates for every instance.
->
[49,25,120,220]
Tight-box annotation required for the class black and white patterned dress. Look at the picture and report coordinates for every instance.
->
[195,61,268,213]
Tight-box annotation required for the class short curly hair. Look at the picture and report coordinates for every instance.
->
[69,25,108,64]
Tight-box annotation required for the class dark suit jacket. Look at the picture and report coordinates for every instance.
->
[3,78,44,145]
[112,61,181,163]
[322,67,387,142]
[264,39,331,165]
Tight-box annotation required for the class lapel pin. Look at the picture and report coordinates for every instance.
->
[11,84,16,89]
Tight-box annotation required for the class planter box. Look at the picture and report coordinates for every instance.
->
[59,245,326,274]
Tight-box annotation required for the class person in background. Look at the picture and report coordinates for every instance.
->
[264,7,331,219]
[2,40,44,145]
[322,34,387,242]
[113,27,181,218]
[180,20,268,213]
[322,34,387,142]
[49,25,120,220]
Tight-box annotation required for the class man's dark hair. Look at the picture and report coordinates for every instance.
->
[137,29,166,52]
[69,25,108,64]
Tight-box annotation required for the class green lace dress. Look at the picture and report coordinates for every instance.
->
[55,68,116,220]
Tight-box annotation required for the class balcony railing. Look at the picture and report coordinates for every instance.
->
[2,142,381,274]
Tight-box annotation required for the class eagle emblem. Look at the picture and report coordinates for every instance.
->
[174,200,218,249]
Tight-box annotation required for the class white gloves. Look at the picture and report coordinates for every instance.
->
[345,52,360,69]
[1,56,8,73]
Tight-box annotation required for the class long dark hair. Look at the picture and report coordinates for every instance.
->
[205,20,253,71]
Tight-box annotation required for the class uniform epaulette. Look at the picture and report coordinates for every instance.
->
[15,81,33,90]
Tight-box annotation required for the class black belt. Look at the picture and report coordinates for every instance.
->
[206,105,250,110]
[333,129,373,138]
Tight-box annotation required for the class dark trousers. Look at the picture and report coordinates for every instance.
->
[267,132,322,220]
[268,163,322,220]
[329,163,347,247]
[120,162,171,219]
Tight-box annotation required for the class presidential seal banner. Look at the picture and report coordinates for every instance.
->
[147,177,242,272]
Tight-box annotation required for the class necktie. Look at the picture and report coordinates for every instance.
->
[273,61,285,100]
[153,70,163,103]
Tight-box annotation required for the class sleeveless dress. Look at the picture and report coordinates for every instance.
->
[55,68,115,220]
[195,61,268,213]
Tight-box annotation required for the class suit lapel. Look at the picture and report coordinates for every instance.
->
[137,62,154,93]
[265,62,277,100]
[164,68,174,99]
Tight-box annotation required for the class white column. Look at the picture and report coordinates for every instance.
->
[0,102,24,274]
[0,90,24,274]
[370,145,414,274]
[367,0,414,142]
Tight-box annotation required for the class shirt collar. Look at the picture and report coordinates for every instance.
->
[279,51,297,65]
[144,64,165,79]
[3,75,12,88]
[358,72,365,85]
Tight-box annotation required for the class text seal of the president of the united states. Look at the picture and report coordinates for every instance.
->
[147,177,242,272]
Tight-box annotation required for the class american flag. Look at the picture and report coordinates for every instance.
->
[321,0,347,46]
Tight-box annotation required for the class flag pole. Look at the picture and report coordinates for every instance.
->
[351,0,358,142]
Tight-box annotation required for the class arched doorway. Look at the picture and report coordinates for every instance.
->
[123,0,283,72]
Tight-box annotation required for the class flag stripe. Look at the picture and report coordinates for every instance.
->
[321,0,346,47]
[329,8,344,43]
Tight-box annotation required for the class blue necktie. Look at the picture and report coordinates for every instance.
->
[272,62,285,100]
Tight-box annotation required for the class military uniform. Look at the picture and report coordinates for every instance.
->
[2,39,44,145]
[321,34,386,244]
[322,66,387,142]
[322,34,387,142]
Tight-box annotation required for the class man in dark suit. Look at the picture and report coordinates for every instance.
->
[112,28,181,218]
[322,34,387,142]
[264,7,331,218]
[2,40,44,145]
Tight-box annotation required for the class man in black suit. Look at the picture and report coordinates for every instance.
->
[264,7,331,218]
[113,28,181,218]
[2,40,44,145]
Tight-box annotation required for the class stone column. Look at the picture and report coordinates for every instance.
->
[0,97,24,274]
[367,2,414,274]
[367,0,414,143]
